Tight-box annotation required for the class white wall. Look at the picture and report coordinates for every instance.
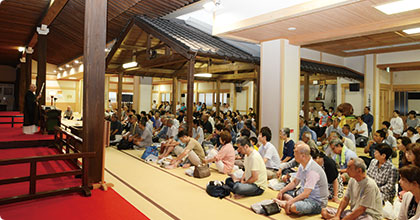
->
[394,71,420,85]
[140,77,152,112]
[344,56,364,73]
[379,69,391,84]
[377,49,420,64]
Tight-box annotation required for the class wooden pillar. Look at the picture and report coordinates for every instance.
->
[303,72,310,121]
[254,67,261,130]
[172,76,178,114]
[25,48,33,93]
[36,26,48,106]
[117,73,123,119]
[216,79,221,116]
[187,58,195,136]
[104,76,110,110]
[19,58,27,113]
[83,0,106,184]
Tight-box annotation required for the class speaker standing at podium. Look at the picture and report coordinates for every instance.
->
[23,84,41,134]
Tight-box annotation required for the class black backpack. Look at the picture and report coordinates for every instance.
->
[206,181,231,199]
[117,139,133,150]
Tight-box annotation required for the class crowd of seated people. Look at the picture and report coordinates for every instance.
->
[106,102,420,219]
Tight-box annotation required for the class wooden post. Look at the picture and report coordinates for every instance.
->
[255,67,261,130]
[172,76,178,114]
[132,76,140,112]
[36,26,48,106]
[19,58,27,113]
[216,79,221,116]
[117,73,123,120]
[187,58,195,136]
[83,0,106,184]
[304,72,310,122]
[25,48,33,93]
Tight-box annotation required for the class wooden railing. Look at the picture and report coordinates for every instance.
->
[0,127,95,205]
[0,115,24,127]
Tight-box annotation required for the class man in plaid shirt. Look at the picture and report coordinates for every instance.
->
[366,143,398,203]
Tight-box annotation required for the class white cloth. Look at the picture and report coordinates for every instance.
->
[390,117,404,135]
[355,122,368,138]
[398,192,420,220]
[192,126,204,144]
[23,125,37,134]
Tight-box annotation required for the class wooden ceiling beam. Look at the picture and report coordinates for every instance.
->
[377,61,420,71]
[216,72,257,81]
[138,54,187,68]
[106,19,135,67]
[27,0,70,48]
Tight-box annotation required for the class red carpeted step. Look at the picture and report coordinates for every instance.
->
[0,127,54,142]
[0,188,149,220]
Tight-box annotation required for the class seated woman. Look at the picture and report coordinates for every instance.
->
[398,165,420,220]
[406,143,420,167]
[312,151,343,203]
[205,130,235,174]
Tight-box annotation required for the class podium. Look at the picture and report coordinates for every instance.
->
[40,106,62,134]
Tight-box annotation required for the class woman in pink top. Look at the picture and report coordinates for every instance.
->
[205,130,235,174]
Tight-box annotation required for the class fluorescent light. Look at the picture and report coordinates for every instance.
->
[194,73,212,78]
[53,70,57,73]
[375,0,420,15]
[65,64,70,68]
[18,47,25,52]
[403,27,420,34]
[386,67,390,72]
[288,27,296,31]
[122,61,138,69]
[74,60,80,64]
[58,67,63,71]
[69,77,77,80]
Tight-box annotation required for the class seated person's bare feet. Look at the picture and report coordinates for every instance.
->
[273,198,286,207]
[182,163,191,168]
[332,196,340,203]
[158,155,164,159]
[165,164,177,169]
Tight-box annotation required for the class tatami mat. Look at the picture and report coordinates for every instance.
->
[104,147,341,220]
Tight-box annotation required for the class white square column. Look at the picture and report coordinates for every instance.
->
[261,39,300,150]
[364,54,379,131]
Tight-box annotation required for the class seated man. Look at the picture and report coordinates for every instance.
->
[341,124,356,145]
[275,142,328,215]
[258,127,281,179]
[364,130,387,158]
[366,143,398,204]
[122,115,141,144]
[321,158,383,220]
[299,116,317,142]
[330,138,358,183]
[159,125,187,159]
[302,131,318,151]
[63,106,73,120]
[225,137,267,198]
[353,115,369,147]
[110,114,122,142]
[325,118,342,139]
[167,130,205,169]
[133,120,153,148]
[312,151,343,203]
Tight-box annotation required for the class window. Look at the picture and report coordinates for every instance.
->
[205,93,213,106]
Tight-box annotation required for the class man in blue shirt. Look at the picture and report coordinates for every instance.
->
[362,106,374,135]
[299,116,317,142]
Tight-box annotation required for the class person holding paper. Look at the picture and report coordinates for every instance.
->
[23,84,41,134]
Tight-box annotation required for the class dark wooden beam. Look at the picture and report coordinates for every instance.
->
[303,72,310,122]
[19,59,27,113]
[83,0,106,184]
[187,58,195,136]
[27,0,70,48]
[172,76,178,114]
[36,32,47,105]
[138,54,187,69]
[216,72,256,81]
[25,49,33,95]
[117,73,123,119]
[216,79,221,116]
[106,19,135,67]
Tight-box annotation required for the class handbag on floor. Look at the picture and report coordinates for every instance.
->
[117,139,133,150]
[261,202,281,216]
[141,146,158,160]
[206,181,231,199]
[193,164,210,178]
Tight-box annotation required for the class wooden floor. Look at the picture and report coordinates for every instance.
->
[104,147,346,220]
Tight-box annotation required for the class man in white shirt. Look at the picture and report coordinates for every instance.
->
[166,119,178,139]
[258,127,281,179]
[390,110,404,137]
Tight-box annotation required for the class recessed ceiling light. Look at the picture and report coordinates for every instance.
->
[375,0,420,15]
[403,27,420,34]
[288,27,296,31]
[65,64,70,68]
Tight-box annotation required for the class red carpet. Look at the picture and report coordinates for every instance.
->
[0,127,54,142]
[0,188,149,220]
[0,147,80,198]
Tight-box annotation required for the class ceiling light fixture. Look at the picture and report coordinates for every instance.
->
[65,64,70,68]
[58,67,63,71]
[375,0,420,15]
[53,70,57,73]
[203,0,221,12]
[122,61,138,69]
[74,60,80,64]
[288,27,296,31]
[194,73,212,78]
[403,27,420,34]
[18,47,25,52]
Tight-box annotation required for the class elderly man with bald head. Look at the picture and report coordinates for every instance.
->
[275,142,329,215]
